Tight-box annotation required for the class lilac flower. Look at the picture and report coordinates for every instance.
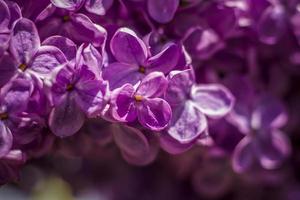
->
[2,17,67,82]
[225,76,291,172]
[48,49,108,137]
[161,68,234,154]
[36,3,107,46]
[103,27,179,89]
[110,72,172,131]
[0,76,33,157]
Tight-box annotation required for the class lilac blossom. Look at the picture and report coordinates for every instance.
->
[109,72,171,131]
[48,47,108,137]
[161,68,234,154]
[225,76,291,172]
[103,27,179,89]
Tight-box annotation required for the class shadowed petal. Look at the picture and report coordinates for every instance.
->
[165,69,194,106]
[110,28,148,65]
[0,121,13,158]
[10,18,40,64]
[42,35,77,61]
[232,137,255,173]
[256,130,291,170]
[0,54,17,87]
[0,0,10,30]
[147,43,179,74]
[147,0,179,23]
[160,132,195,154]
[29,45,67,75]
[49,96,85,137]
[102,62,143,89]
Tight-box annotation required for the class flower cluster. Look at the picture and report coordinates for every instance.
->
[0,0,297,191]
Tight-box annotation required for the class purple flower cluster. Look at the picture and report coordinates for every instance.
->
[0,0,297,190]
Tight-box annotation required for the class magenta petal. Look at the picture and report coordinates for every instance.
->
[147,0,179,23]
[160,132,194,154]
[167,101,207,144]
[29,45,67,75]
[75,69,106,117]
[232,137,255,173]
[10,18,40,64]
[110,84,137,122]
[256,130,291,170]
[68,13,107,47]
[136,72,168,98]
[0,121,12,158]
[103,62,143,89]
[251,95,287,130]
[85,0,113,15]
[113,124,149,158]
[191,84,235,118]
[51,0,84,11]
[42,35,77,61]
[137,98,172,131]
[110,28,148,65]
[48,96,85,137]
[147,43,179,74]
[258,6,286,45]
[165,69,194,106]
[0,54,17,87]
[0,0,10,30]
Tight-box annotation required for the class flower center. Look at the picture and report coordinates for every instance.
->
[134,95,143,102]
[63,15,70,22]
[138,66,146,74]
[18,63,27,71]
[0,113,8,120]
[66,84,74,91]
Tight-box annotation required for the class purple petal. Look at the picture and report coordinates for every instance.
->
[160,132,195,154]
[75,69,106,117]
[147,0,179,23]
[256,130,291,170]
[80,44,103,79]
[29,45,67,75]
[67,13,107,47]
[232,137,255,173]
[42,35,77,61]
[110,28,148,65]
[136,72,168,98]
[112,124,149,158]
[85,0,113,15]
[147,43,179,74]
[51,0,84,11]
[251,95,287,130]
[0,0,10,30]
[110,84,137,122]
[0,121,13,158]
[0,53,17,87]
[258,5,286,45]
[102,62,143,90]
[10,18,40,65]
[5,1,21,29]
[137,98,172,131]
[48,96,85,137]
[1,77,32,114]
[191,84,235,118]
[167,101,207,144]
[165,68,194,106]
